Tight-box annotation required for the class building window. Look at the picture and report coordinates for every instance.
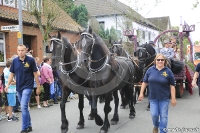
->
[0,32,6,65]
[20,0,42,11]
[0,0,2,5]
[3,0,15,7]
[99,21,105,29]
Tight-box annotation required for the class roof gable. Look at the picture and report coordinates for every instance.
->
[147,16,171,30]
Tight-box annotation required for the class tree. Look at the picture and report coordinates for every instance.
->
[110,26,118,42]
[77,12,88,28]
[56,0,74,14]
[98,25,106,38]
[193,0,199,9]
[26,0,61,54]
[70,4,88,28]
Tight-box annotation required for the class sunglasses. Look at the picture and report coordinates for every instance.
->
[156,59,165,61]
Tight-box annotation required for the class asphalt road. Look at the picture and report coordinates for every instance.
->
[0,87,200,133]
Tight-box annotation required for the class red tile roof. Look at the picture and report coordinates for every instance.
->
[0,1,82,32]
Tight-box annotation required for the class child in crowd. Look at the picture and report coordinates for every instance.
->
[4,59,19,121]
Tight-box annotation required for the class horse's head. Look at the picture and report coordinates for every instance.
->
[49,32,63,70]
[76,26,109,70]
[134,43,156,72]
[50,32,74,70]
[110,40,123,56]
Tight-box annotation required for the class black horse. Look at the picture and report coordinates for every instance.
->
[109,40,129,58]
[134,43,184,75]
[76,26,136,133]
[50,32,103,133]
[109,40,141,106]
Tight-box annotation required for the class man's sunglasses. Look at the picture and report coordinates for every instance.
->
[156,59,165,61]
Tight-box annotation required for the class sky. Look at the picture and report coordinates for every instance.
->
[118,0,200,42]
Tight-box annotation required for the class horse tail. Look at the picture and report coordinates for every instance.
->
[170,59,184,74]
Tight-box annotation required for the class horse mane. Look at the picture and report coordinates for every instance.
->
[140,43,156,56]
[93,33,110,54]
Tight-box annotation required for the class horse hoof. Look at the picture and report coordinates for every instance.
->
[61,128,68,133]
[88,116,94,120]
[125,105,129,109]
[120,106,125,109]
[76,124,84,129]
[110,120,118,125]
[129,115,135,119]
[99,129,107,133]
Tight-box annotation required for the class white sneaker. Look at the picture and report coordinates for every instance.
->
[0,115,2,121]
[37,105,41,109]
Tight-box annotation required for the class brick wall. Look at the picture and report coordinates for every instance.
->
[0,20,78,73]
[0,20,43,72]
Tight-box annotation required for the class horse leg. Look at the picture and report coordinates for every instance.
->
[100,93,112,133]
[120,89,128,109]
[77,94,85,129]
[88,95,95,120]
[60,87,70,133]
[111,90,119,125]
[127,86,136,119]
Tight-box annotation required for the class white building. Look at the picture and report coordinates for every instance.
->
[74,0,171,46]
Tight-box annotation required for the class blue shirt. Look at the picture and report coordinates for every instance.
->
[143,65,175,100]
[195,63,200,85]
[10,56,38,92]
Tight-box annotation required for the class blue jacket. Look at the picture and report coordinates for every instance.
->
[160,47,174,59]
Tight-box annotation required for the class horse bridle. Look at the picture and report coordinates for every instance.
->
[50,37,80,74]
[136,47,156,75]
[79,32,110,72]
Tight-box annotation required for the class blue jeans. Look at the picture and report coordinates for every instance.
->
[149,99,170,133]
[54,79,62,97]
[17,89,32,130]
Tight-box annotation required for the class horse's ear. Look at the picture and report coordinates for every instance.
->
[58,31,61,39]
[88,26,92,34]
[134,51,138,57]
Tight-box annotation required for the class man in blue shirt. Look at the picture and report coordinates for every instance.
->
[5,44,41,133]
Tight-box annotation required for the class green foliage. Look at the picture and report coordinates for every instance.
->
[194,41,199,45]
[187,61,195,71]
[98,26,118,45]
[70,4,88,28]
[98,25,106,38]
[77,12,88,28]
[0,52,4,62]
[56,0,74,14]
[105,28,110,39]
[193,0,199,9]
[110,26,118,42]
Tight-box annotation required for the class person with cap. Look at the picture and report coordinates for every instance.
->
[149,41,159,54]
[160,40,174,59]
